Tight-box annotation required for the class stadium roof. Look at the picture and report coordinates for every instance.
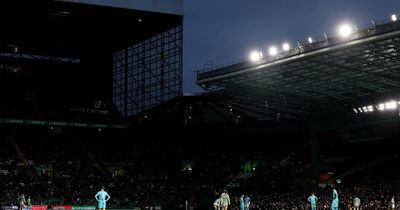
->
[196,18,400,121]
[0,0,182,58]
[58,0,183,15]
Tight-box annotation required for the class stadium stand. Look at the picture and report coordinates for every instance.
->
[0,126,399,210]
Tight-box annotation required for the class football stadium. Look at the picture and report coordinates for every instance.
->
[1,1,400,210]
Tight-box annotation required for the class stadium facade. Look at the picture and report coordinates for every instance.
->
[0,0,183,123]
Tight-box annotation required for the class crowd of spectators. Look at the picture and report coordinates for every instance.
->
[0,128,399,210]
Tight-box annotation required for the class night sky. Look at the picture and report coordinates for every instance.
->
[183,0,400,93]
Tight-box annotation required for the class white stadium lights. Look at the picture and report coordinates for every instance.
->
[360,106,374,113]
[250,51,263,62]
[385,101,397,110]
[376,101,397,111]
[339,24,353,38]
[282,43,290,51]
[247,13,399,65]
[354,105,374,113]
[362,106,368,112]
[392,14,398,22]
[269,46,278,56]
[249,51,259,62]
[354,99,400,114]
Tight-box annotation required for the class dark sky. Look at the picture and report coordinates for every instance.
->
[183,0,400,93]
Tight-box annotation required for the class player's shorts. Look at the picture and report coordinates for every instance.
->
[331,200,338,208]
[98,201,106,209]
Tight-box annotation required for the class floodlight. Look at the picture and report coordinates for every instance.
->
[269,46,278,56]
[308,37,313,44]
[392,14,398,22]
[339,24,353,38]
[282,43,290,51]
[362,106,368,112]
[385,101,397,110]
[367,106,373,112]
[378,103,385,111]
[250,51,262,62]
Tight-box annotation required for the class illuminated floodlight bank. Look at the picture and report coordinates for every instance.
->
[362,106,368,112]
[269,46,278,56]
[372,101,398,111]
[250,51,263,62]
[282,43,290,51]
[385,101,397,109]
[339,24,353,38]
[355,100,400,114]
[378,103,385,111]
[392,14,398,22]
[358,106,374,113]
[248,14,398,65]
